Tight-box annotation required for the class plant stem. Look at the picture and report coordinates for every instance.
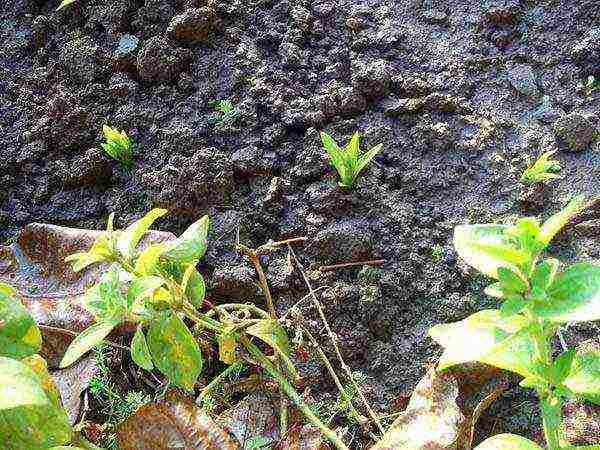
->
[196,362,243,405]
[242,337,349,450]
[539,393,563,450]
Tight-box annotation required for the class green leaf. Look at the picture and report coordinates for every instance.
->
[500,295,526,318]
[505,218,544,256]
[131,325,154,371]
[147,313,203,392]
[563,350,600,405]
[0,283,42,359]
[554,348,576,383]
[354,143,383,180]
[539,194,585,245]
[117,209,167,260]
[498,267,529,294]
[65,233,114,272]
[82,264,128,318]
[182,266,206,308]
[57,0,78,10]
[474,433,543,450]
[531,258,560,290]
[453,224,528,279]
[321,132,348,185]
[127,276,165,314]
[0,356,72,449]
[429,310,538,379]
[536,263,600,322]
[163,216,210,264]
[246,319,298,380]
[484,282,505,299]
[135,243,167,276]
[60,318,120,368]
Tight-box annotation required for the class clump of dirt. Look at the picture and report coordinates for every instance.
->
[2,0,600,447]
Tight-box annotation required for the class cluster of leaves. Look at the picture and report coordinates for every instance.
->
[430,195,600,449]
[320,132,383,188]
[210,99,240,125]
[520,150,562,185]
[0,283,83,449]
[100,125,134,170]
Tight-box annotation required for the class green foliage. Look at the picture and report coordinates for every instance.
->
[101,125,134,169]
[431,195,600,448]
[245,436,272,450]
[320,131,383,188]
[210,99,240,125]
[57,0,77,10]
[0,283,75,449]
[520,150,562,185]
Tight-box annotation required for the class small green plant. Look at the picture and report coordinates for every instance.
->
[430,195,600,450]
[245,436,271,450]
[210,99,240,125]
[101,125,134,169]
[577,75,599,97]
[320,132,383,188]
[60,209,349,450]
[430,244,444,262]
[520,150,562,185]
[57,0,77,9]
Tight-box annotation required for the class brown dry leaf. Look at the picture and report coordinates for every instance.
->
[52,355,100,424]
[463,383,506,449]
[0,223,173,367]
[276,424,325,450]
[371,368,466,450]
[117,389,239,450]
[217,392,280,448]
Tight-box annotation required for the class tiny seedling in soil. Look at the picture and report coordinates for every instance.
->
[320,131,383,188]
[210,99,240,125]
[430,195,600,450]
[101,125,134,169]
[520,150,562,185]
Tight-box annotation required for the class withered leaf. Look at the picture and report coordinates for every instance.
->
[52,355,99,424]
[117,390,239,450]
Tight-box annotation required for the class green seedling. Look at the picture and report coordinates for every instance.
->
[61,209,350,450]
[578,75,599,97]
[520,150,562,185]
[101,125,134,169]
[430,195,600,450]
[320,132,382,188]
[211,99,240,125]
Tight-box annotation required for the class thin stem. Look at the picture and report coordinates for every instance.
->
[539,394,563,450]
[288,246,385,436]
[207,303,270,319]
[196,362,243,404]
[242,337,349,450]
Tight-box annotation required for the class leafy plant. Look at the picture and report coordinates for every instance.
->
[0,283,82,449]
[520,150,562,185]
[60,209,350,450]
[320,132,383,188]
[210,99,240,125]
[100,125,134,169]
[430,195,600,449]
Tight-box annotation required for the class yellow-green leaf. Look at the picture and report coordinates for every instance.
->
[147,313,203,392]
[430,310,538,378]
[453,225,528,279]
[117,209,167,260]
[163,216,210,264]
[0,356,72,449]
[60,319,120,368]
[218,332,239,365]
[65,233,114,272]
[474,433,543,450]
[57,0,78,10]
[131,325,154,371]
[0,283,42,359]
[539,194,585,245]
[135,243,167,276]
[563,350,600,405]
[536,263,600,322]
[246,319,298,379]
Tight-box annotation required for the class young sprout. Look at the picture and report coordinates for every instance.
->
[211,99,239,124]
[520,150,561,185]
[320,132,383,188]
[101,125,134,169]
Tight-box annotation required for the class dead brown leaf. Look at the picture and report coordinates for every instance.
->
[52,355,100,424]
[0,222,173,367]
[371,368,466,450]
[117,389,239,450]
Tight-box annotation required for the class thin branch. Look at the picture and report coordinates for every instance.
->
[288,246,385,436]
[318,259,385,272]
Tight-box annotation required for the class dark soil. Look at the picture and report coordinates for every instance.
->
[2,0,600,447]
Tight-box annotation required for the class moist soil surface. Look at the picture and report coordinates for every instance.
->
[2,0,600,447]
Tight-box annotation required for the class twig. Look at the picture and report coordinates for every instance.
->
[38,324,130,352]
[288,246,385,436]
[318,259,385,272]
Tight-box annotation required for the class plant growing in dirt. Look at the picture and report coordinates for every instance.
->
[430,195,600,450]
[100,125,134,169]
[320,131,383,188]
[210,99,240,125]
[60,209,350,450]
[521,150,562,185]
[0,282,85,449]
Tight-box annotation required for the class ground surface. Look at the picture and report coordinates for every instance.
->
[2,0,600,447]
